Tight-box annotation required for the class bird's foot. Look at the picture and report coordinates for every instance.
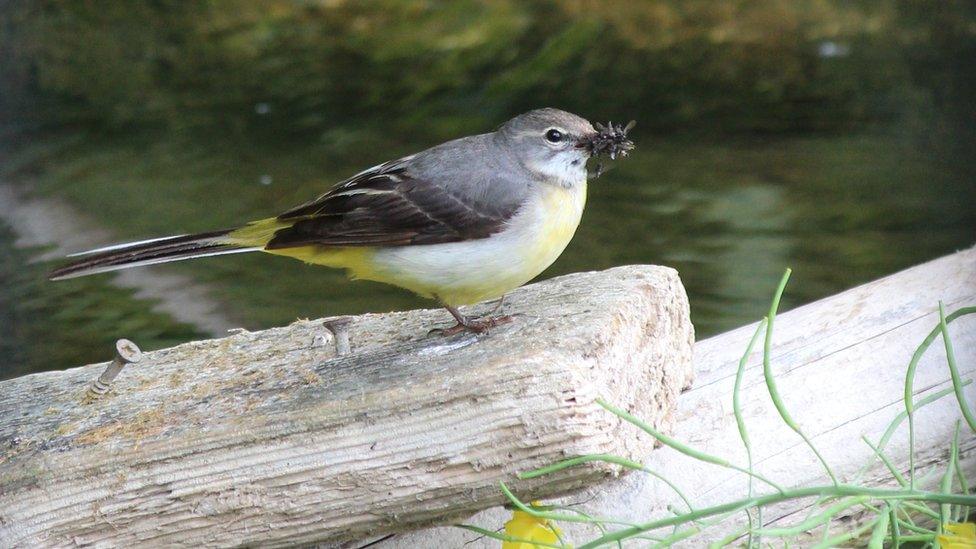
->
[428,314,515,337]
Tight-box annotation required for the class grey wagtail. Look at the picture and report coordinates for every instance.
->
[50,108,635,334]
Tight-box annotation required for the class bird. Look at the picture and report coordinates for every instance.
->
[49,108,634,334]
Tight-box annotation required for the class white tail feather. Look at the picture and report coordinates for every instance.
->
[67,235,191,257]
[51,247,259,280]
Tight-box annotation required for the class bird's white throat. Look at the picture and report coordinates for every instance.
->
[526,151,589,189]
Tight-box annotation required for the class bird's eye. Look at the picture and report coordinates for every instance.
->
[545,128,563,143]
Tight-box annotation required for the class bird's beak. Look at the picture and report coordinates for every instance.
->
[576,132,601,156]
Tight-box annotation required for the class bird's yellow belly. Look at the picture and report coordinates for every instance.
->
[276,182,587,306]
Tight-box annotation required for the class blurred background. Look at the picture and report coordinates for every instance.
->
[1,0,974,379]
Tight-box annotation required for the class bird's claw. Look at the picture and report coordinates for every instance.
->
[428,315,515,337]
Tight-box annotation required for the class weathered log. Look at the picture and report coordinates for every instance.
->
[394,245,976,547]
[0,266,694,548]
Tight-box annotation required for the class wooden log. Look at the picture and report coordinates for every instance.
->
[0,266,694,548]
[393,245,976,547]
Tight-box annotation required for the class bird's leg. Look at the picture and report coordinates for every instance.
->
[486,295,506,315]
[431,303,514,336]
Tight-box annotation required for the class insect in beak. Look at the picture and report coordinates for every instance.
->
[579,120,636,179]
[579,120,636,160]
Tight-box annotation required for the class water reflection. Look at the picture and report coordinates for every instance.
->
[0,1,974,378]
[0,224,203,380]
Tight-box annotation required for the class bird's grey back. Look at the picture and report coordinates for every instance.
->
[405,131,531,220]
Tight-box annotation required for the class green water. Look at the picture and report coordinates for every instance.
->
[2,129,972,381]
[0,225,204,380]
[1,1,974,379]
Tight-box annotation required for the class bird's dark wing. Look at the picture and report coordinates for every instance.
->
[266,158,520,249]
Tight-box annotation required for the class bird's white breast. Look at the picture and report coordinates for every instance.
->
[366,180,587,305]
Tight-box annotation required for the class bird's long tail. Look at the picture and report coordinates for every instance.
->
[48,228,261,280]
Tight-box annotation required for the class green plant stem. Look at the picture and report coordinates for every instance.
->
[865,381,971,483]
[762,268,838,485]
[903,305,976,488]
[895,518,936,535]
[953,426,970,521]
[567,486,976,549]
[734,318,767,548]
[495,300,976,548]
[518,454,699,520]
[862,436,908,487]
[596,398,784,493]
[939,420,959,531]
[453,524,566,548]
[812,517,880,549]
[939,302,976,433]
[756,497,869,537]
[868,506,891,549]
[890,534,937,542]
[898,505,919,528]
[901,501,941,521]
[517,454,644,479]
[658,507,747,548]
[951,421,963,523]
[499,482,615,525]
[890,505,902,548]
[549,506,623,547]
[651,524,702,547]
[709,523,754,548]
[860,497,926,534]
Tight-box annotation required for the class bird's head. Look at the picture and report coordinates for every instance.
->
[497,108,634,184]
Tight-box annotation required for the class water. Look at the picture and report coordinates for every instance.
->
[1,2,974,379]
[0,224,204,380]
[2,129,972,381]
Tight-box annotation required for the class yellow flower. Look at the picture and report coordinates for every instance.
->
[938,523,976,549]
[502,502,564,548]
